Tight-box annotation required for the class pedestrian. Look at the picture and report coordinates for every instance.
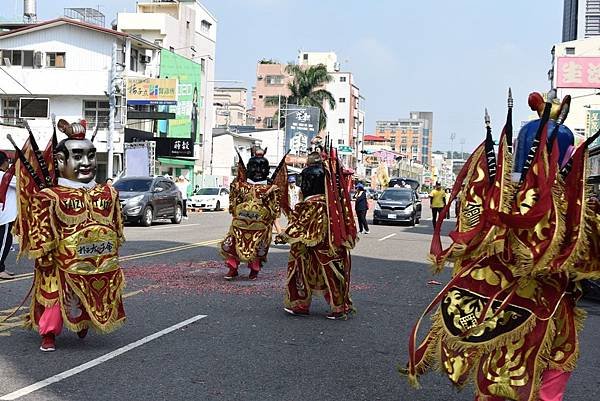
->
[0,151,16,280]
[455,183,465,221]
[429,182,446,226]
[273,175,301,234]
[175,175,189,220]
[444,188,452,218]
[354,183,369,234]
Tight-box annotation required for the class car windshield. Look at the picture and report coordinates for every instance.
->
[380,190,411,201]
[114,179,152,192]
[196,188,219,195]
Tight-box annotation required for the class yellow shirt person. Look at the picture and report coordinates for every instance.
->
[429,186,446,208]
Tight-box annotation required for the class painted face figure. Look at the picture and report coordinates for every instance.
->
[247,155,270,183]
[56,139,97,183]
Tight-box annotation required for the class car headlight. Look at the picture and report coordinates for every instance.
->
[128,194,144,204]
[404,204,414,213]
[374,202,381,211]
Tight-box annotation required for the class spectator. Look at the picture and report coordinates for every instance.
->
[429,182,446,227]
[175,175,190,220]
[355,183,369,234]
[0,151,16,280]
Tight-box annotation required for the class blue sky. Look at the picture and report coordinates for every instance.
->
[8,0,563,152]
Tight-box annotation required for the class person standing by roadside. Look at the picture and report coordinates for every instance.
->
[429,182,446,227]
[355,184,369,234]
[175,175,190,220]
[0,151,16,280]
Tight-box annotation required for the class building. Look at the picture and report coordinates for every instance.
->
[253,61,292,129]
[214,87,251,127]
[0,17,160,182]
[375,111,433,168]
[252,52,365,168]
[562,0,600,41]
[431,152,453,188]
[117,0,217,178]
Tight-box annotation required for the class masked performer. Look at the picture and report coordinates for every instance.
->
[402,90,600,401]
[220,146,288,281]
[276,146,357,320]
[8,119,125,352]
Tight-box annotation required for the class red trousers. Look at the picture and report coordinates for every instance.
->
[475,369,571,401]
[38,304,63,336]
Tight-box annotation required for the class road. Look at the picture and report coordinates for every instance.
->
[1,206,599,401]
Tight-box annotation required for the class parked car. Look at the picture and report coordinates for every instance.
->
[114,176,183,226]
[189,187,230,211]
[373,187,422,226]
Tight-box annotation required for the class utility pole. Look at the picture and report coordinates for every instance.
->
[107,42,117,180]
[277,93,281,161]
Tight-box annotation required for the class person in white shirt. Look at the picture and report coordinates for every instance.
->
[175,175,190,220]
[0,151,17,280]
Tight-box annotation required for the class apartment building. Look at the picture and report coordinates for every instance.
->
[375,112,433,168]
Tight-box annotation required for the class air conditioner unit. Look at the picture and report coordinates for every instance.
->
[257,75,263,80]
[140,55,151,64]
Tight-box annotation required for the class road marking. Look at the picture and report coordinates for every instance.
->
[151,223,201,230]
[0,239,221,286]
[0,314,208,400]
[378,233,397,241]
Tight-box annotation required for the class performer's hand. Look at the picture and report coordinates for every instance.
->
[274,234,286,244]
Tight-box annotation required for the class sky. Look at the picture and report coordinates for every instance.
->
[6,0,564,152]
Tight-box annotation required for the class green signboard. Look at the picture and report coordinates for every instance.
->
[159,50,202,144]
[588,110,600,149]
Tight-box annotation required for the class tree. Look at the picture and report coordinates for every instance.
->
[264,63,336,132]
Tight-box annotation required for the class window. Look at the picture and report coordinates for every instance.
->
[0,50,34,67]
[566,47,576,55]
[265,75,284,85]
[340,76,346,82]
[339,97,346,103]
[20,98,49,118]
[265,117,273,128]
[83,100,110,129]
[258,95,264,99]
[201,20,212,34]
[401,146,407,153]
[338,118,345,124]
[45,52,65,68]
[303,53,308,60]
[1,99,20,125]
[200,58,206,73]
[338,139,344,145]
[130,49,138,72]
[186,21,190,29]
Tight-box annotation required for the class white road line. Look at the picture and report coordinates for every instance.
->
[151,223,202,230]
[0,314,208,401]
[378,233,397,242]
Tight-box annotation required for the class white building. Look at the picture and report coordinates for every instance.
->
[562,0,600,41]
[0,18,160,182]
[296,51,365,169]
[117,0,217,175]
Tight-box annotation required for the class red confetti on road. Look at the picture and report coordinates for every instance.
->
[124,260,372,295]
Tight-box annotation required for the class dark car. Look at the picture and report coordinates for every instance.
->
[373,188,422,226]
[114,176,183,226]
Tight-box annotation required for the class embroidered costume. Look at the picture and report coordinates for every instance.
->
[220,146,288,280]
[277,147,357,319]
[403,90,600,401]
[4,119,125,351]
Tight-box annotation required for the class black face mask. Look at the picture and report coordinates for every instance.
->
[247,156,270,182]
[300,164,325,197]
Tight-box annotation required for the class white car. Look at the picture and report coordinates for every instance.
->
[189,187,230,211]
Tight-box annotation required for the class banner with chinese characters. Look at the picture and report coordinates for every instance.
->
[557,57,600,88]
[126,78,178,105]
[587,109,600,149]
[155,137,194,157]
[284,105,320,154]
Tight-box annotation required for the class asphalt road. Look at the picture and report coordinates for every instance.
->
[1,205,599,401]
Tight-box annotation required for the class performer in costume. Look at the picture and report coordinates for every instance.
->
[9,119,126,352]
[220,146,288,281]
[402,89,600,401]
[276,146,357,320]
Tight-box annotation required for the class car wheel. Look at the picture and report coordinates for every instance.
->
[141,206,153,227]
[171,204,182,224]
[214,200,221,212]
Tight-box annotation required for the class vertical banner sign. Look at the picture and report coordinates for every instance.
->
[284,105,320,154]
[587,109,600,149]
[159,50,202,143]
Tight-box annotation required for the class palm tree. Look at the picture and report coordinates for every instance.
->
[264,64,336,132]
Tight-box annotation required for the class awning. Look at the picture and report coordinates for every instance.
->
[158,157,195,167]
